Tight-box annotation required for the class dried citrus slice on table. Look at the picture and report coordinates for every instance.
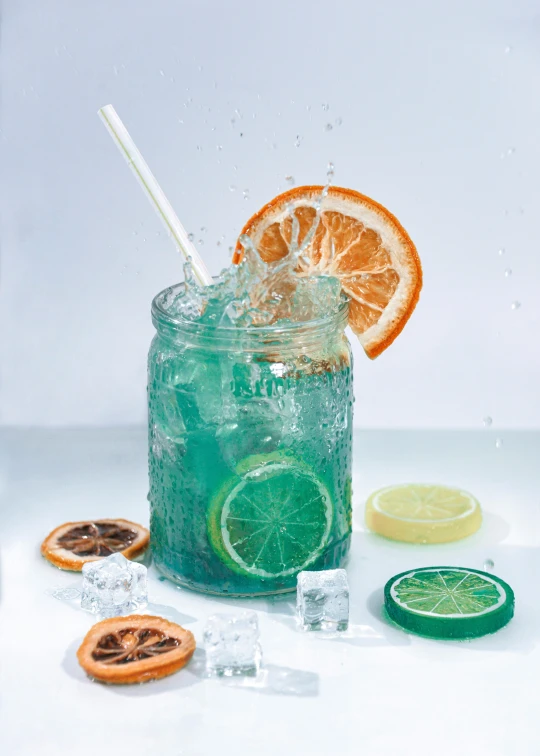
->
[384,567,515,639]
[41,518,150,570]
[234,186,422,358]
[365,484,482,544]
[77,615,196,684]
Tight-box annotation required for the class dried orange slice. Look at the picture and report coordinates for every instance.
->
[41,519,150,571]
[233,186,422,358]
[77,615,196,684]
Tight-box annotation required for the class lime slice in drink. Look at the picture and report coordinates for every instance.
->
[207,452,333,579]
[365,484,482,544]
[384,567,515,639]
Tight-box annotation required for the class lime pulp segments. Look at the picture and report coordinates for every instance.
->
[207,453,334,579]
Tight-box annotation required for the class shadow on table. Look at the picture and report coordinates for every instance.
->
[188,649,319,697]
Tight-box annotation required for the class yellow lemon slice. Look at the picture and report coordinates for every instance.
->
[365,484,482,544]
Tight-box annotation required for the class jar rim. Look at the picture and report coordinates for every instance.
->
[151,282,350,345]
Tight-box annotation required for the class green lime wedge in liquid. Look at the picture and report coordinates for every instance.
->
[207,452,334,579]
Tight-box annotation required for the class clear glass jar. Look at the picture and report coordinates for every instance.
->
[148,284,353,596]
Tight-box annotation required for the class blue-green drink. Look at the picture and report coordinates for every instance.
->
[149,295,353,596]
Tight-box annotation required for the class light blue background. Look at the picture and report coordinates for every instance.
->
[2,0,539,427]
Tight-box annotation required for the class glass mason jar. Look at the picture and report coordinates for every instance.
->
[148,284,353,597]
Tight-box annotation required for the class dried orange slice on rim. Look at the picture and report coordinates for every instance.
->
[233,186,422,358]
[77,615,196,684]
[41,519,150,571]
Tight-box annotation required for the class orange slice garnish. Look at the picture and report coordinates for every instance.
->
[77,615,196,684]
[233,186,422,359]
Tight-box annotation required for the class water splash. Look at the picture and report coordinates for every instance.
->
[168,187,342,328]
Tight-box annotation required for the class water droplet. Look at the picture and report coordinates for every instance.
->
[504,268,512,278]
[272,143,277,150]
[498,247,505,256]
[243,189,250,200]
[294,135,302,147]
[483,416,493,427]
[285,175,295,185]
[188,232,195,241]
[335,117,343,126]
[198,238,204,245]
[483,559,495,571]
[511,301,521,310]
[239,132,244,137]
[495,438,504,449]
[229,185,236,192]
[230,118,236,126]
[133,231,138,237]
[198,65,203,71]
[113,65,118,76]
[507,147,516,156]
[200,227,207,233]
[324,123,333,132]
[170,77,175,83]
[178,118,184,125]
[504,45,512,54]
[196,145,202,152]
[159,70,165,77]
[322,103,330,111]
[216,144,222,151]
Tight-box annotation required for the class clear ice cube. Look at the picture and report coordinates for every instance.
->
[296,569,349,632]
[203,612,262,676]
[81,553,148,617]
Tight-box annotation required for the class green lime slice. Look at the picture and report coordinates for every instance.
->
[207,452,333,579]
[384,566,515,639]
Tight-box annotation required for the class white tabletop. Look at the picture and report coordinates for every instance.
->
[1,428,539,756]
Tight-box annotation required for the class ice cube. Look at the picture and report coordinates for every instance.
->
[81,553,148,618]
[203,612,262,676]
[296,569,349,632]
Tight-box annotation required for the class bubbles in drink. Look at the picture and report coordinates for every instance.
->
[504,268,512,278]
[243,189,250,200]
[159,70,165,77]
[198,238,204,245]
[295,135,302,147]
[217,145,223,151]
[483,559,495,571]
[511,301,521,310]
[324,124,333,132]
[495,438,504,449]
[322,103,330,111]
[498,247,505,256]
[285,175,295,185]
[188,232,195,241]
[327,162,335,180]
[483,416,493,427]
[201,227,207,233]
[229,185,236,192]
[335,117,343,126]
[504,45,512,54]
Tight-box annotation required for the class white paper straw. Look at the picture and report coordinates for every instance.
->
[98,104,212,287]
